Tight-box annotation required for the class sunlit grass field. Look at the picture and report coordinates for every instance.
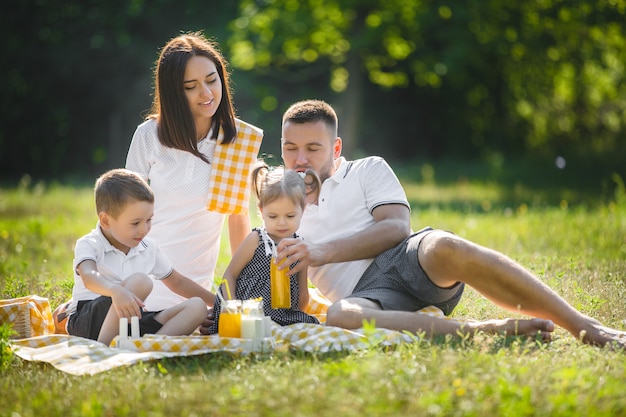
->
[1,161,626,416]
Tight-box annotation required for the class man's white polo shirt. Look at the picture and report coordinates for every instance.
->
[298,156,409,302]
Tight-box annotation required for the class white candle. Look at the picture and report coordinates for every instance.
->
[119,318,128,339]
[131,316,140,339]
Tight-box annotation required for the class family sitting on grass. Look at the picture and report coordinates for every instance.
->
[62,33,626,349]
[64,100,626,350]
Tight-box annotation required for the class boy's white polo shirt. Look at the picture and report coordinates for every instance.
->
[69,223,173,311]
[298,156,409,302]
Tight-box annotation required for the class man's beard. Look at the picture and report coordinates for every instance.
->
[318,158,336,184]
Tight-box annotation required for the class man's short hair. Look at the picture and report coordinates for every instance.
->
[94,168,154,218]
[282,99,338,136]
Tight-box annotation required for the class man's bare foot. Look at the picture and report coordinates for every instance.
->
[578,324,626,348]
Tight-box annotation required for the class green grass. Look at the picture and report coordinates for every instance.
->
[1,164,626,417]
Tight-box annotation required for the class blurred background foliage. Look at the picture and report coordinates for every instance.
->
[1,0,625,185]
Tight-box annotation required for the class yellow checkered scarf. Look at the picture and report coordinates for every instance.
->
[206,118,264,214]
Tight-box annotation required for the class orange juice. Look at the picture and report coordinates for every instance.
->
[270,256,291,308]
[218,312,241,338]
[218,300,242,338]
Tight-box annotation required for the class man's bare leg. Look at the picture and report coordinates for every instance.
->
[419,230,626,347]
[326,298,554,341]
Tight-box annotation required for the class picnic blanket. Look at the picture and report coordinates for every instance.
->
[9,324,417,376]
[5,293,457,376]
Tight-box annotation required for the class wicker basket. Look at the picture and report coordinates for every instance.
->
[6,307,31,339]
[0,296,54,339]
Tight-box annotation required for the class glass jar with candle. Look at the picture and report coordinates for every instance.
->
[241,298,264,342]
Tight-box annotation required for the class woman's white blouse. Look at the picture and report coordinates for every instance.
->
[126,118,223,310]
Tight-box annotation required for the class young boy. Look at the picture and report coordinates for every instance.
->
[66,168,216,345]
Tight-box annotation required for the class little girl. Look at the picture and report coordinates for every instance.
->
[208,163,321,334]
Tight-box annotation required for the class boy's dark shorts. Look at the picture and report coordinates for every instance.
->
[349,227,464,315]
[67,296,163,341]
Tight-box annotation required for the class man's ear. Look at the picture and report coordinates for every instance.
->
[333,137,343,159]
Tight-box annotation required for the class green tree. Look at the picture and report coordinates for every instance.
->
[2,0,624,181]
[227,0,626,163]
[496,0,626,156]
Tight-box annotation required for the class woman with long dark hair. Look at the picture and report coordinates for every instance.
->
[126,32,263,311]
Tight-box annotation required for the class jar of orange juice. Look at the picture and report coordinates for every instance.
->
[270,257,291,309]
[218,299,242,338]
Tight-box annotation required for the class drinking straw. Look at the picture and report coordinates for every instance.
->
[215,281,227,305]
[223,279,233,300]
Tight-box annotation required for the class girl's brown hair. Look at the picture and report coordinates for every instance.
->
[251,162,321,209]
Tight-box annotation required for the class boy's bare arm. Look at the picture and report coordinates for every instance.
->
[162,270,216,306]
[76,260,143,318]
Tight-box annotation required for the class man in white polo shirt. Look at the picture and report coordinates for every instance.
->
[275,99,626,348]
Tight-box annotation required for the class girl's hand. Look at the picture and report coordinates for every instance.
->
[198,307,215,335]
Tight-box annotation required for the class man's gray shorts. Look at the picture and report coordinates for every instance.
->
[349,227,464,315]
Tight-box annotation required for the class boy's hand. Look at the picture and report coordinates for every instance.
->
[110,285,143,318]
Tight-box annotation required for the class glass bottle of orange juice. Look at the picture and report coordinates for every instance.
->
[270,256,291,309]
